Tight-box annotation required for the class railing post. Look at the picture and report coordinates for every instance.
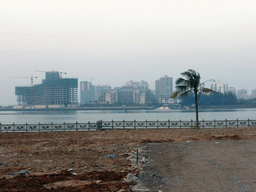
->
[0,123,1,133]
[145,120,147,129]
[237,119,239,127]
[225,119,227,128]
[63,122,65,131]
[76,121,78,131]
[157,120,159,129]
[112,120,114,129]
[96,120,102,131]
[248,118,250,127]
[26,123,28,133]
[38,122,40,133]
[13,123,15,133]
[88,121,90,131]
[51,122,53,132]
[202,119,204,129]
[191,119,193,129]
[180,119,181,129]
[134,120,136,129]
[214,119,215,128]
[168,119,170,129]
[123,120,125,129]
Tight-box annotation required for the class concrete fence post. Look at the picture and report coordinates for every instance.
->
[96,120,102,131]
[76,121,78,131]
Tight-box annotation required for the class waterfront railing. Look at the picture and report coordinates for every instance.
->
[1,119,256,132]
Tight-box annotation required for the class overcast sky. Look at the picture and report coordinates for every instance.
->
[1,0,256,105]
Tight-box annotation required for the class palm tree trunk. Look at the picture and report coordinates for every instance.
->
[195,92,199,128]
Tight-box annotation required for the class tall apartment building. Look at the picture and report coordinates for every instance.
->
[237,88,248,99]
[211,81,228,93]
[252,89,256,98]
[80,81,95,104]
[15,71,78,105]
[155,75,173,103]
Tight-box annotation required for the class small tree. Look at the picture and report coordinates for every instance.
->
[171,69,216,129]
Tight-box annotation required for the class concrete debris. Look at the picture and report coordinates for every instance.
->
[106,154,116,158]
[123,173,137,183]
[10,170,29,175]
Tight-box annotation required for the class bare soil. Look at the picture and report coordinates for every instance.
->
[1,127,256,191]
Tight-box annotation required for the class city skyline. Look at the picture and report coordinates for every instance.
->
[9,72,256,106]
[1,0,255,105]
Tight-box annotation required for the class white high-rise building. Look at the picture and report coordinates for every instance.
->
[211,81,228,94]
[155,75,173,103]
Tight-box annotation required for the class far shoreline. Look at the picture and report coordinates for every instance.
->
[0,104,256,111]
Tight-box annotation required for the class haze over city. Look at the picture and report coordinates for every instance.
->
[1,0,255,106]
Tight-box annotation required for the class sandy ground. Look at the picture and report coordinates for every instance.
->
[1,127,256,191]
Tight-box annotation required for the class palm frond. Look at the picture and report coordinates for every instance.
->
[171,90,181,98]
[176,78,186,85]
[201,88,217,94]
[179,90,192,98]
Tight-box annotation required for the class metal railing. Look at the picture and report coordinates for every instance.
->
[1,119,256,133]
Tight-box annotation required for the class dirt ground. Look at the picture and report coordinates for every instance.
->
[1,127,256,191]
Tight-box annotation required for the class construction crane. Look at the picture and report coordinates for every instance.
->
[34,70,67,78]
[9,74,38,87]
[9,74,38,105]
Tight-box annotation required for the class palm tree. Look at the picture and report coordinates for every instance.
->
[171,69,215,129]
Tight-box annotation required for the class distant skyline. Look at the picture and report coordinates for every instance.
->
[1,0,256,105]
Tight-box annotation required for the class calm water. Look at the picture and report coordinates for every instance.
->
[0,108,256,124]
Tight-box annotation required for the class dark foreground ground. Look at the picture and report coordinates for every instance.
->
[1,127,256,191]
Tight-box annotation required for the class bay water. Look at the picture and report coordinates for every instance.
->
[0,108,256,124]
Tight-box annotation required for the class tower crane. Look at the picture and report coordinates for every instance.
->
[9,74,38,105]
[9,74,38,87]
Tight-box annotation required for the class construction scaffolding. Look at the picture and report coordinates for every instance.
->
[15,71,78,106]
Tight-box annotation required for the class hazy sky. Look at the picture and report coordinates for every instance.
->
[1,0,256,105]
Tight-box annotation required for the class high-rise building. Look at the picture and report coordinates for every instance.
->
[80,81,95,104]
[252,89,256,98]
[211,81,228,93]
[15,71,78,105]
[237,88,248,99]
[228,87,236,96]
[155,75,173,103]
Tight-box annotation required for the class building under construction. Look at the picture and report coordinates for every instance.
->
[15,71,78,106]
